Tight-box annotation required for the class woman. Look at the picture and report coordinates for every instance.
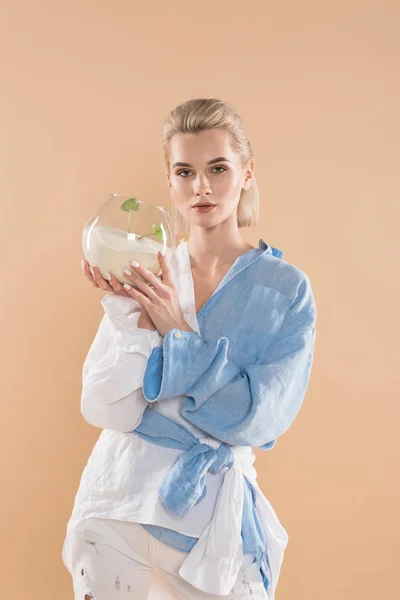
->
[62,98,317,599]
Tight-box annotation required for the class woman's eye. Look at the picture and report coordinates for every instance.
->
[176,166,226,177]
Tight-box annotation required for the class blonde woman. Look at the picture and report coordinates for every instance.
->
[62,98,317,599]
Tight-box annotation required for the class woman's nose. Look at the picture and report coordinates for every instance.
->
[194,174,212,195]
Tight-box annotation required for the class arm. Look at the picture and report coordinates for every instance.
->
[81,293,163,432]
[143,276,316,448]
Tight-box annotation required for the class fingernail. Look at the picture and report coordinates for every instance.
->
[160,248,166,257]
[105,272,112,281]
[124,283,132,290]
[123,268,133,276]
[81,259,85,271]
[131,259,140,268]
[89,266,95,277]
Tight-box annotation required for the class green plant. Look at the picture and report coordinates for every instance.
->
[120,197,140,235]
[137,224,163,241]
[120,198,164,241]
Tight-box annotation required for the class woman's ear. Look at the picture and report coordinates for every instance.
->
[243,158,255,190]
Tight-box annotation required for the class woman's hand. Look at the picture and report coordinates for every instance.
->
[82,258,156,332]
[122,252,193,337]
[81,259,132,298]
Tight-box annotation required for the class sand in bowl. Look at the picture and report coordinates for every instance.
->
[84,225,168,287]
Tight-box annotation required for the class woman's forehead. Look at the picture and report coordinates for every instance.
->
[169,130,236,162]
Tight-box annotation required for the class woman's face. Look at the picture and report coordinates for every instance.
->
[167,129,254,228]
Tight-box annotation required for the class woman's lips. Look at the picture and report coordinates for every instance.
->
[192,204,216,213]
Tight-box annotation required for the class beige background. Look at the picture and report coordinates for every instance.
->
[1,1,399,599]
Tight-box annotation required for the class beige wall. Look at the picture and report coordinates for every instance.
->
[1,1,399,598]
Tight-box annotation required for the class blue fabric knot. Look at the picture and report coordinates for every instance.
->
[133,407,234,517]
[159,441,234,517]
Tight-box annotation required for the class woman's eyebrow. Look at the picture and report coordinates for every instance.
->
[172,157,232,168]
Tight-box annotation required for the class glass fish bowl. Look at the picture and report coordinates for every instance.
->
[82,193,175,287]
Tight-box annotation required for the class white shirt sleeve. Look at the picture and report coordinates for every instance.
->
[80,293,163,432]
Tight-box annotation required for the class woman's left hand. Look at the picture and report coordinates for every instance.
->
[121,251,194,337]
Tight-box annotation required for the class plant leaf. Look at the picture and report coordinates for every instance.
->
[152,224,164,240]
[120,197,140,212]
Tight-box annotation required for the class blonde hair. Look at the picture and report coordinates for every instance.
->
[161,98,259,239]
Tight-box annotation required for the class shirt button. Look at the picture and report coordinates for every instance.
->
[174,331,183,339]
[182,267,189,274]
[184,307,191,314]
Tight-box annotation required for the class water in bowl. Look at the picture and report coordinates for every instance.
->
[84,225,167,286]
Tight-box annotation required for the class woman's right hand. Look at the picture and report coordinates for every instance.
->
[81,259,132,298]
[81,259,157,331]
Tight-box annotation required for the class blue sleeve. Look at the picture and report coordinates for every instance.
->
[142,277,316,448]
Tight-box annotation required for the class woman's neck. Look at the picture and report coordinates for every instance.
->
[187,236,254,272]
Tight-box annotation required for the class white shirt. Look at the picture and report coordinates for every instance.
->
[62,240,290,598]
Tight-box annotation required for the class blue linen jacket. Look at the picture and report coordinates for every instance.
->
[142,239,317,450]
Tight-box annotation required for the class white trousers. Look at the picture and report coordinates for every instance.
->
[62,517,268,599]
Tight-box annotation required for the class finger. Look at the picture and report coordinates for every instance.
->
[123,283,152,309]
[129,260,166,294]
[108,272,133,298]
[123,269,160,302]
[158,251,173,285]
[90,266,114,292]
[82,259,100,287]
